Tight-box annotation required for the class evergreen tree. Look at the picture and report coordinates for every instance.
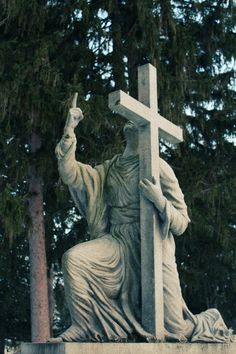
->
[0,0,235,348]
[0,230,31,352]
[0,0,80,343]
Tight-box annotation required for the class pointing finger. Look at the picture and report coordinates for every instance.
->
[71,92,78,108]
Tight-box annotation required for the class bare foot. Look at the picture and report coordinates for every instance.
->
[114,337,128,343]
[146,335,158,343]
[164,331,187,343]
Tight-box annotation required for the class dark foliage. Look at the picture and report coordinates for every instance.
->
[0,0,235,345]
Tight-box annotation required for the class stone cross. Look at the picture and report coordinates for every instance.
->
[109,64,183,340]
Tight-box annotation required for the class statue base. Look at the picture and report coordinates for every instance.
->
[20,342,236,354]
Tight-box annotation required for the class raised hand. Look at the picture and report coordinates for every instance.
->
[139,176,166,213]
[64,92,84,133]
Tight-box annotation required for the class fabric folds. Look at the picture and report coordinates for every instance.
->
[56,138,235,343]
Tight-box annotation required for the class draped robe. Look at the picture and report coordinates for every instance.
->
[55,133,234,343]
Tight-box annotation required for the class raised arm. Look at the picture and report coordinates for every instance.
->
[55,93,84,186]
[55,94,111,237]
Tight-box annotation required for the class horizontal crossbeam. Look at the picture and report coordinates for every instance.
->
[109,90,183,145]
[109,90,152,126]
[158,114,183,145]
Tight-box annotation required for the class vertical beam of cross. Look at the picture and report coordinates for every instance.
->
[109,64,183,340]
[138,65,164,340]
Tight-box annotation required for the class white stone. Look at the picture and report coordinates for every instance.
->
[53,65,235,343]
[20,342,236,354]
[109,64,183,339]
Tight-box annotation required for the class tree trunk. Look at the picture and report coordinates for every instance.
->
[48,266,55,337]
[28,113,50,342]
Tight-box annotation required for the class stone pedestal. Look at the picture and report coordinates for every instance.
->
[21,342,236,354]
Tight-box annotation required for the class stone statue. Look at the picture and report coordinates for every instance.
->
[51,92,235,344]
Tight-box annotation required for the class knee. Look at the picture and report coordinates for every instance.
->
[62,246,79,269]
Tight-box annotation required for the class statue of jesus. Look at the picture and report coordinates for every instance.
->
[52,95,234,343]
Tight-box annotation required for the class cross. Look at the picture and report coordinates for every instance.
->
[108,64,183,340]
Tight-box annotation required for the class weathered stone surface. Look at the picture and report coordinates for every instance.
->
[21,342,236,354]
[53,66,235,343]
[109,63,184,339]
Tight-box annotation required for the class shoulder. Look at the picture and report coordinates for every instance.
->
[159,158,178,184]
[94,154,120,174]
